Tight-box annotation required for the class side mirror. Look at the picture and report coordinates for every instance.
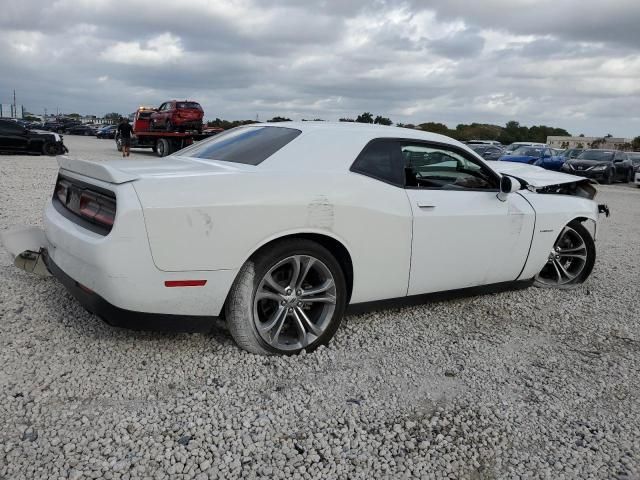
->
[497,176,521,202]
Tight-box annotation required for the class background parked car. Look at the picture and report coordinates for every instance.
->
[468,144,504,160]
[466,140,502,146]
[65,125,96,136]
[504,142,547,154]
[96,125,117,139]
[150,100,204,132]
[628,152,640,187]
[498,146,564,170]
[561,148,584,160]
[0,118,67,155]
[562,149,634,184]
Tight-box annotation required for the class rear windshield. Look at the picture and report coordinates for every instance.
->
[176,102,202,110]
[181,126,301,165]
[578,150,614,161]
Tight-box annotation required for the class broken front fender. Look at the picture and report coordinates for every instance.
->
[0,226,51,276]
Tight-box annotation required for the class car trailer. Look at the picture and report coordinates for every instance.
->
[116,131,211,157]
[115,106,222,157]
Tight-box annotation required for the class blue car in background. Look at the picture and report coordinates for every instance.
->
[498,146,565,171]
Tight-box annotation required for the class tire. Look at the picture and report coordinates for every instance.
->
[627,169,634,183]
[84,131,90,136]
[42,142,57,156]
[604,169,613,184]
[165,120,173,132]
[156,138,170,157]
[534,220,596,289]
[225,239,347,355]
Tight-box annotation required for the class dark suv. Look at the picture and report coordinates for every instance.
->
[562,149,634,184]
[150,100,204,132]
[0,119,68,155]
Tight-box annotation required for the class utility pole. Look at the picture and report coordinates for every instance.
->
[13,89,16,118]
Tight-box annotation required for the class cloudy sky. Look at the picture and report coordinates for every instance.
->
[1,0,639,136]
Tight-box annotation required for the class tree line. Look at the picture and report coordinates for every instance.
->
[99,110,640,148]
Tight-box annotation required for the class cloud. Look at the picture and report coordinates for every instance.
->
[0,0,638,136]
[101,33,183,66]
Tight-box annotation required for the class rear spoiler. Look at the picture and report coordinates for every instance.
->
[57,156,139,184]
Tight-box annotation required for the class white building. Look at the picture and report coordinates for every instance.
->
[547,136,632,149]
[0,104,23,119]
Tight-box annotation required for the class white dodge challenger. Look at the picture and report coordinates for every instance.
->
[2,123,608,355]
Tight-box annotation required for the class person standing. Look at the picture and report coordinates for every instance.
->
[117,117,133,157]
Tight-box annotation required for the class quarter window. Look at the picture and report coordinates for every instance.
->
[350,139,404,186]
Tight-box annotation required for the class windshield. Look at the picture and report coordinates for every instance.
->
[511,146,542,157]
[577,150,614,161]
[180,126,301,165]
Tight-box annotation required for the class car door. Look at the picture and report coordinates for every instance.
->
[0,121,29,151]
[401,140,536,295]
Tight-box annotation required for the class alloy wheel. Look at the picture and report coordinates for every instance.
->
[535,226,589,286]
[253,255,337,351]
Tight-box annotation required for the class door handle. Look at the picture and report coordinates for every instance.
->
[417,202,436,209]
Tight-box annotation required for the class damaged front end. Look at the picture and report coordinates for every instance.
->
[530,178,596,199]
[489,162,609,217]
[528,180,609,217]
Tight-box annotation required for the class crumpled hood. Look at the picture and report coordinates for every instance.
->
[488,160,587,188]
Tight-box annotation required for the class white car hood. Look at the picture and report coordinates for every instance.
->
[488,161,586,188]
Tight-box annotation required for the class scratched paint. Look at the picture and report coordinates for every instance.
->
[196,210,214,236]
[306,195,334,229]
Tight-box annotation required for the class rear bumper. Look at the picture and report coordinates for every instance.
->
[43,192,237,317]
[44,251,216,333]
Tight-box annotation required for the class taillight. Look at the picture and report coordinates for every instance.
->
[53,176,117,233]
[79,192,116,227]
[55,179,70,204]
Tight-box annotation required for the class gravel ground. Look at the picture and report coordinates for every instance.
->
[1,136,639,479]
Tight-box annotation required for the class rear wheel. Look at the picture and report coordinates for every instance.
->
[534,220,595,289]
[604,169,613,184]
[225,239,347,355]
[156,138,170,157]
[165,120,173,132]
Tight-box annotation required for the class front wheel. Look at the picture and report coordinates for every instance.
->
[534,220,595,289]
[42,142,57,155]
[225,239,347,355]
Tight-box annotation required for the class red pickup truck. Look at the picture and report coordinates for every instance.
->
[150,100,204,132]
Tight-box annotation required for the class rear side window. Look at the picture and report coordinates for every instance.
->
[176,102,202,110]
[181,126,301,165]
[350,139,404,186]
